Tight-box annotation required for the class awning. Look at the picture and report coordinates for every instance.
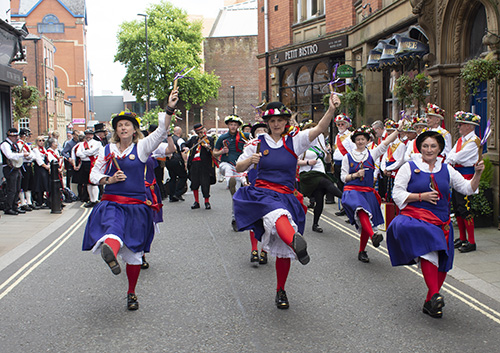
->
[378,37,398,69]
[367,41,387,71]
[395,28,429,62]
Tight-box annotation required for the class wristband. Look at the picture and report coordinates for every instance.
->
[419,193,422,202]
[166,106,175,115]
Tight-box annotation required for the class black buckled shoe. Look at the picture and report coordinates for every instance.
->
[371,233,383,248]
[20,205,32,212]
[205,202,211,210]
[312,224,323,233]
[127,293,139,311]
[259,251,268,265]
[454,238,463,249]
[358,251,369,263]
[231,219,238,232]
[141,255,149,269]
[251,250,259,263]
[458,241,476,253]
[275,289,289,309]
[290,232,310,265]
[191,202,200,209]
[423,293,444,318]
[101,243,121,275]
[4,209,18,215]
[335,209,346,216]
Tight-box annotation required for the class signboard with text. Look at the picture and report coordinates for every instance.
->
[272,35,348,65]
[337,64,355,78]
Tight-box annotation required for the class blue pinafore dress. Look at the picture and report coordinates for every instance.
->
[145,156,163,225]
[233,135,305,242]
[82,144,155,253]
[341,152,384,228]
[387,161,454,272]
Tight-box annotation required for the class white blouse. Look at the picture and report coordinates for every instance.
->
[340,143,389,183]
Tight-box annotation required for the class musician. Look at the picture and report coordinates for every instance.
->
[426,103,452,158]
[93,123,108,147]
[185,123,216,210]
[76,129,102,208]
[446,111,481,253]
[17,128,38,211]
[213,115,250,230]
[1,128,30,215]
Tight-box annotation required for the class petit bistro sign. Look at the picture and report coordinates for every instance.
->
[272,35,348,64]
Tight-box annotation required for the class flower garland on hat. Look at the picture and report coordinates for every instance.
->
[224,115,244,125]
[384,119,398,130]
[454,111,481,126]
[426,103,445,120]
[334,113,351,125]
[261,106,293,119]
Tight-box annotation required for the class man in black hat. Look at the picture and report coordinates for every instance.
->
[1,128,30,215]
[93,123,108,147]
[185,123,216,209]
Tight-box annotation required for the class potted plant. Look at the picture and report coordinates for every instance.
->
[460,57,500,97]
[394,73,429,114]
[471,157,494,227]
[11,84,42,121]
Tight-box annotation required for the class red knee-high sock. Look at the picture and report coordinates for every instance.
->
[250,231,258,251]
[204,197,210,204]
[437,271,447,292]
[456,216,467,242]
[276,257,291,291]
[104,238,121,257]
[358,210,374,252]
[420,258,439,301]
[126,264,141,295]
[275,215,295,245]
[193,189,199,203]
[465,218,475,244]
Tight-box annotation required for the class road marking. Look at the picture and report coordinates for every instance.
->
[0,208,90,300]
[314,211,500,324]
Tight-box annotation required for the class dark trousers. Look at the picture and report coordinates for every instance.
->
[377,174,388,200]
[3,166,22,211]
[333,163,345,191]
[312,177,343,225]
[166,158,187,198]
[189,161,211,198]
[452,189,473,219]
[154,163,167,199]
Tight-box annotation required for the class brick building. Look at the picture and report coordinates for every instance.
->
[11,0,91,134]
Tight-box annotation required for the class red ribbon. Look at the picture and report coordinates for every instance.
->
[401,205,451,248]
[343,184,382,205]
[144,179,162,211]
[255,179,307,214]
[101,194,161,212]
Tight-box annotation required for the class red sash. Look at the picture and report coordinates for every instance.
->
[335,135,349,156]
[84,140,97,166]
[401,205,451,247]
[255,179,306,214]
[101,194,161,212]
[343,185,382,205]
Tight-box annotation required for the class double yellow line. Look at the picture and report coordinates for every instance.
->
[315,211,500,324]
[0,208,90,300]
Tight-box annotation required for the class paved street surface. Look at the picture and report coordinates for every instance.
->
[1,183,500,352]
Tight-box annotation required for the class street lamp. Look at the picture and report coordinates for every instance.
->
[230,85,235,114]
[138,13,150,112]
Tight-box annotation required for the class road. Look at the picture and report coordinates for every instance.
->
[1,182,500,352]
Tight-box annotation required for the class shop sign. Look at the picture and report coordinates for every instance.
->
[337,64,355,78]
[72,118,85,124]
[273,35,348,64]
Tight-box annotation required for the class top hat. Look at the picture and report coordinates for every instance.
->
[94,123,106,133]
[193,123,204,132]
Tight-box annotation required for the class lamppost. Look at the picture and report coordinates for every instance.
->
[230,85,235,114]
[138,13,150,112]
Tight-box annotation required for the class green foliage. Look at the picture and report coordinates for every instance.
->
[340,87,365,119]
[140,106,164,128]
[114,0,220,108]
[471,157,494,216]
[460,58,500,96]
[11,84,42,121]
[394,73,429,111]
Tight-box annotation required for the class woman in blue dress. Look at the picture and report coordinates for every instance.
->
[82,90,178,310]
[387,131,484,318]
[340,125,401,263]
[233,93,341,309]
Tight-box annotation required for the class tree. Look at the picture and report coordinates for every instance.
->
[114,1,220,110]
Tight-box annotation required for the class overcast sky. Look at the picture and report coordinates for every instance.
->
[86,0,224,96]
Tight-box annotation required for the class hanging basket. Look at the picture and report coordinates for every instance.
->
[21,86,32,99]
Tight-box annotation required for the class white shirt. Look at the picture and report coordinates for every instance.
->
[1,139,24,164]
[340,143,389,183]
[17,140,35,162]
[298,135,328,174]
[445,131,479,167]
[393,155,476,209]
[32,147,49,167]
[332,130,355,161]
[76,139,102,161]
[381,138,407,172]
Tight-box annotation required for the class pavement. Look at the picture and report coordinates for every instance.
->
[1,200,500,303]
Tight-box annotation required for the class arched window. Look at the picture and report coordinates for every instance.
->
[468,4,487,59]
[281,69,296,110]
[312,62,330,119]
[296,66,311,112]
[38,14,64,33]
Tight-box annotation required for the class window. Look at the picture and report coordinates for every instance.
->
[294,0,325,23]
[38,14,64,34]
[18,118,29,130]
[281,69,295,110]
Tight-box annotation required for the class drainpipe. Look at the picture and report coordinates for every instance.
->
[264,0,269,102]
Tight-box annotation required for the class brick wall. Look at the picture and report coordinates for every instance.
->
[325,0,356,33]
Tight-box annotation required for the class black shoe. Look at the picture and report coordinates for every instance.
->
[422,301,443,318]
[423,293,444,318]
[335,209,346,216]
[205,202,211,210]
[312,224,323,233]
[127,293,139,311]
[358,251,369,263]
[41,204,50,209]
[259,251,268,265]
[454,238,463,249]
[29,204,41,210]
[101,243,121,275]
[250,250,259,263]
[177,195,185,201]
[15,208,26,214]
[20,205,32,212]
[371,233,383,248]
[231,219,238,232]
[84,201,97,208]
[275,289,289,309]
[325,199,335,204]
[290,232,310,265]
[191,202,200,209]
[458,241,476,253]
[141,255,149,270]
[307,202,316,208]
[169,196,179,202]
[4,209,18,215]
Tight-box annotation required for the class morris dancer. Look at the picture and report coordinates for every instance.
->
[426,103,452,158]
[76,129,101,208]
[233,93,341,309]
[387,131,483,318]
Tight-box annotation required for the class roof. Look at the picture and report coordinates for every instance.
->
[209,0,257,37]
[15,0,86,17]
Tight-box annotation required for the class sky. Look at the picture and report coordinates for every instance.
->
[86,0,224,96]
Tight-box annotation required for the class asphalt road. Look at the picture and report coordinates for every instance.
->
[1,182,500,352]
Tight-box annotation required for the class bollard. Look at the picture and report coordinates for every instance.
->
[50,160,62,214]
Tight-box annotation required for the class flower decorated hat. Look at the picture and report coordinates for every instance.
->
[426,103,445,120]
[384,119,398,131]
[454,111,481,126]
[224,114,244,126]
[413,116,428,127]
[261,102,292,121]
[351,125,375,142]
[111,111,141,130]
[334,113,351,125]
